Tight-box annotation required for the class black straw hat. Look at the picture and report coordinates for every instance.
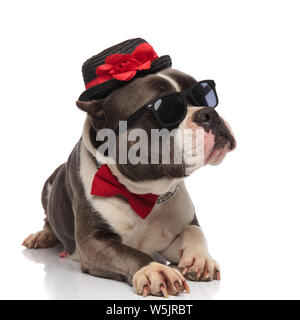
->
[79,38,172,101]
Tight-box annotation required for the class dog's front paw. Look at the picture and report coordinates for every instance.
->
[132,262,190,298]
[178,248,220,281]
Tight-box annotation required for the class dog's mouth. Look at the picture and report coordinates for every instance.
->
[186,108,236,167]
[205,136,231,165]
[204,119,237,165]
[187,121,236,168]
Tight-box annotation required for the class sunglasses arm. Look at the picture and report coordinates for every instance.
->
[114,104,150,136]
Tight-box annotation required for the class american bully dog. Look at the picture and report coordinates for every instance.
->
[22,39,236,297]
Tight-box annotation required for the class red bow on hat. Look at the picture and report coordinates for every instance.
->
[91,164,158,219]
[85,43,158,89]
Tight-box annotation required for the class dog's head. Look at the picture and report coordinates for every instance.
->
[77,69,236,194]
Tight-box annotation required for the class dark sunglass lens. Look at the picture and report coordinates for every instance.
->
[193,82,217,107]
[154,95,185,125]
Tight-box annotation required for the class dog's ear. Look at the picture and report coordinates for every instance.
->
[76,99,106,120]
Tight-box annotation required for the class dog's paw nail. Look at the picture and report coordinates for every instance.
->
[214,270,221,280]
[174,281,184,292]
[160,285,169,298]
[183,281,190,294]
[182,266,189,275]
[204,273,212,281]
[142,285,149,297]
[187,271,198,281]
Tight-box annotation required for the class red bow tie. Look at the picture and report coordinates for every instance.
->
[91,165,159,219]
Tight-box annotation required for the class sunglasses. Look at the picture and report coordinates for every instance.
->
[115,80,218,135]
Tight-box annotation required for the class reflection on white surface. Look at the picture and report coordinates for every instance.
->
[21,245,220,300]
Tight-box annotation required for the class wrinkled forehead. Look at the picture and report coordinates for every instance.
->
[103,69,198,120]
[160,69,198,91]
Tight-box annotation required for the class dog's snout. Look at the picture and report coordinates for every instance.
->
[192,107,220,128]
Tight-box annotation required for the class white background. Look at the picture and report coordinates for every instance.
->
[0,0,299,300]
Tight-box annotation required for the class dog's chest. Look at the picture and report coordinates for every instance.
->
[89,190,193,254]
[79,144,194,255]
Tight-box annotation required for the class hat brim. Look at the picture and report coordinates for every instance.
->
[78,55,172,102]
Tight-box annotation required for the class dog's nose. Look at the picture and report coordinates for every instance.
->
[192,107,220,128]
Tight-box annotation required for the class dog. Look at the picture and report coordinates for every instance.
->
[22,39,236,297]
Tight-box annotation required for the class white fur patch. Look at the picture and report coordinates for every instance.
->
[157,72,181,92]
[45,182,52,202]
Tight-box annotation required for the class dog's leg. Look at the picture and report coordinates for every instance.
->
[75,207,190,297]
[160,225,220,281]
[77,236,190,297]
[22,166,63,249]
